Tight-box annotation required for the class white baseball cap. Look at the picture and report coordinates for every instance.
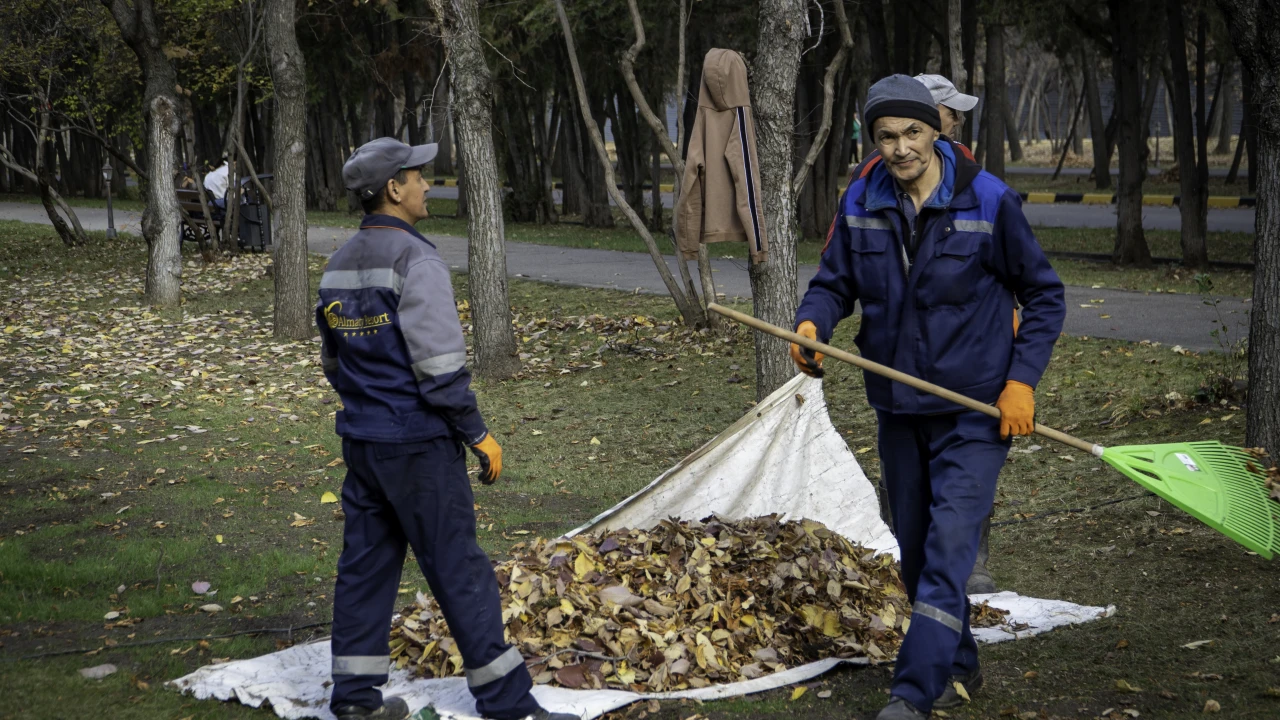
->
[914,74,980,112]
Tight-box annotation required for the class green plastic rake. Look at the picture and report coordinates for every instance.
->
[710,304,1280,559]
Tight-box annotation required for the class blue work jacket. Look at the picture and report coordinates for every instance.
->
[316,215,487,445]
[796,140,1066,415]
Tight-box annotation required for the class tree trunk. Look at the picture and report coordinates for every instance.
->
[1109,0,1153,266]
[1213,63,1235,154]
[1215,0,1279,456]
[104,0,182,305]
[1004,103,1023,163]
[862,0,891,83]
[266,0,311,340]
[947,0,966,92]
[1081,46,1112,190]
[432,42,455,176]
[892,3,911,73]
[1167,0,1209,267]
[961,0,978,147]
[751,0,805,400]
[430,0,520,379]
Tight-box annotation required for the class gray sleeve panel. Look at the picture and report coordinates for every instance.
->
[398,257,468,376]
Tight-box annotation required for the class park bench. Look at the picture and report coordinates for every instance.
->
[176,188,223,247]
[175,173,273,252]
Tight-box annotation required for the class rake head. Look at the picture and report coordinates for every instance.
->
[1101,441,1280,558]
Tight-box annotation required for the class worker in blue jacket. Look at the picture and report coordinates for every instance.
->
[317,137,574,720]
[792,76,1066,720]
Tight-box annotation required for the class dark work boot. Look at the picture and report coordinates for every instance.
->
[933,668,985,709]
[333,696,410,719]
[874,696,928,719]
[523,710,581,720]
[965,514,996,595]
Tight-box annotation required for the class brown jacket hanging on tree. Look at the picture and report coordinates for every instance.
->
[676,48,769,264]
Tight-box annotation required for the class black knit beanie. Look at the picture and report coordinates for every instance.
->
[864,74,942,133]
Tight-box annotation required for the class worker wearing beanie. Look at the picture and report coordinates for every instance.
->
[792,75,1065,719]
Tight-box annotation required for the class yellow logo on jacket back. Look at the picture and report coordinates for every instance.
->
[325,301,391,333]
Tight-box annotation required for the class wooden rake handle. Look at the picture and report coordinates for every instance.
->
[707,303,1102,457]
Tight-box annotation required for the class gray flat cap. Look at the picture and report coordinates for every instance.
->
[343,137,437,199]
[915,74,980,112]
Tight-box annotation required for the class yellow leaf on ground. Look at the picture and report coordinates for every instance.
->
[791,686,807,701]
[320,491,338,504]
[215,535,224,544]
[953,680,971,701]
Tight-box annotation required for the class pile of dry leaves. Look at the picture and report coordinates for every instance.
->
[389,516,910,692]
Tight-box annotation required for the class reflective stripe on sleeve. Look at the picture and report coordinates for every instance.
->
[912,601,963,633]
[845,215,893,231]
[332,655,390,675]
[411,351,468,380]
[465,646,525,688]
[952,219,994,234]
[320,268,406,295]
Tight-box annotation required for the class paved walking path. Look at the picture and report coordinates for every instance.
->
[2,201,1250,352]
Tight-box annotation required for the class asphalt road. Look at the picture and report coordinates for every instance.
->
[422,185,1257,233]
[1,201,1249,353]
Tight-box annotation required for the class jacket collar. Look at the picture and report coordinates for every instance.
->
[360,214,435,247]
[861,139,985,213]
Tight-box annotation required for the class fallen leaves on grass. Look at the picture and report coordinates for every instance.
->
[389,515,909,691]
[1114,679,1143,693]
[1203,699,1221,713]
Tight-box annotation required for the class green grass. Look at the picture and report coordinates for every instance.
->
[0,221,1274,718]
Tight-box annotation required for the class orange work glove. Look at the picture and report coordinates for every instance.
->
[995,380,1036,439]
[790,321,825,378]
[469,433,503,484]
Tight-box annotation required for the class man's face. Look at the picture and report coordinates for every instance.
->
[938,105,962,138]
[387,167,431,221]
[874,117,940,184]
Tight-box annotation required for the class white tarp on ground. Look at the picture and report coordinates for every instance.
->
[171,375,1115,720]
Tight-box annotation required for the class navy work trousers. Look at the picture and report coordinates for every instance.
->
[876,409,1009,712]
[330,437,539,719]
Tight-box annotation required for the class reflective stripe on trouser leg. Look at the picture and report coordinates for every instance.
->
[912,601,963,633]
[885,410,1006,714]
[466,646,525,688]
[333,656,391,675]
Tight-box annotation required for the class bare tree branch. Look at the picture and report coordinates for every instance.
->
[553,0,703,327]
[620,0,705,315]
[234,136,273,212]
[621,0,683,179]
[791,0,853,199]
